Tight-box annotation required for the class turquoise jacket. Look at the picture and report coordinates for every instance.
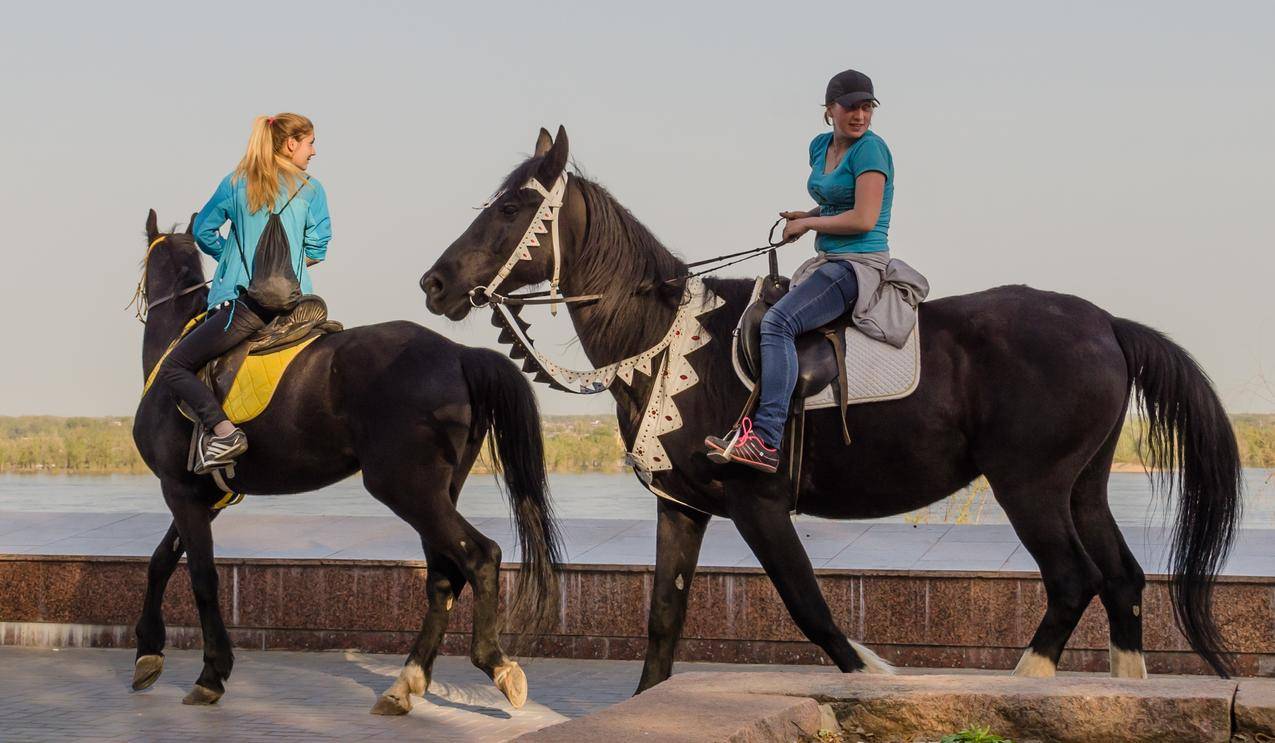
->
[193,172,331,308]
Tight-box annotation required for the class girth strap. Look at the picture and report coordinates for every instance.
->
[822,328,853,446]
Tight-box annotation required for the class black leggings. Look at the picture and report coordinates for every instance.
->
[156,298,274,430]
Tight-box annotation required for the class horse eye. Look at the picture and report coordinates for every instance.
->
[500,202,521,216]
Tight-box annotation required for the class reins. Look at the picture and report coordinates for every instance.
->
[127,235,211,323]
[473,217,789,308]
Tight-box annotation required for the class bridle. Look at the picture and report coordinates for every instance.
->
[466,171,607,314]
[469,171,787,312]
[463,169,790,395]
[128,235,211,323]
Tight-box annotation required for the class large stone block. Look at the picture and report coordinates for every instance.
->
[1235,678,1275,738]
[516,688,821,742]
[665,672,1237,743]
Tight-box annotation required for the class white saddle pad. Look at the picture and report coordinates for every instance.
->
[731,277,921,409]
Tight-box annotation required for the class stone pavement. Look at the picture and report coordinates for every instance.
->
[0,646,837,742]
[6,510,1275,575]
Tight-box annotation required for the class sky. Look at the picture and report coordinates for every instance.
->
[1,0,1272,417]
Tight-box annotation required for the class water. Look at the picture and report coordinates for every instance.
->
[1,469,1272,527]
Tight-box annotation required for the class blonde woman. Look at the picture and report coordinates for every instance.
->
[157,113,331,473]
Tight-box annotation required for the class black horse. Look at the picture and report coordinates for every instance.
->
[422,127,1243,690]
[131,211,561,713]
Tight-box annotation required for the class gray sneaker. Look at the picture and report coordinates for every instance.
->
[194,428,248,475]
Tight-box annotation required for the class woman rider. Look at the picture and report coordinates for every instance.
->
[706,69,894,473]
[156,113,331,474]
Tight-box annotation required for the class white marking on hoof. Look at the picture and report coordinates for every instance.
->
[372,662,427,716]
[1110,645,1148,679]
[131,655,164,691]
[850,641,895,675]
[181,684,223,705]
[493,660,528,708]
[1012,649,1057,678]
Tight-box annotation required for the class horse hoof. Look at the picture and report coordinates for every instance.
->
[132,655,164,691]
[370,693,412,716]
[182,684,223,705]
[493,661,527,709]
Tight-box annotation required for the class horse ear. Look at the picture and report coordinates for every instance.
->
[187,213,198,235]
[537,125,569,183]
[146,209,159,240]
[533,127,553,157]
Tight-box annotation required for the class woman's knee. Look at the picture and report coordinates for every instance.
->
[155,353,198,384]
[760,307,798,339]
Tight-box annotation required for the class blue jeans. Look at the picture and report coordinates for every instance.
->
[751,261,859,446]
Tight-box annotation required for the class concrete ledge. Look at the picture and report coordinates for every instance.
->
[525,673,1263,743]
[517,688,821,742]
[2,554,1273,675]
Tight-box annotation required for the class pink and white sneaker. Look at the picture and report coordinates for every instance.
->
[704,417,780,474]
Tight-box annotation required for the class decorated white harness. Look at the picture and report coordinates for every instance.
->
[472,171,724,476]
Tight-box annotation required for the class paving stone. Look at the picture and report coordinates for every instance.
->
[0,646,836,742]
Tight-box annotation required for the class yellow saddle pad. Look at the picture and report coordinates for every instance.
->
[219,336,318,423]
[143,316,319,424]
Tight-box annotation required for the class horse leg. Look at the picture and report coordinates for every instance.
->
[635,497,710,694]
[132,522,182,690]
[450,520,525,706]
[1071,436,1148,678]
[163,486,233,704]
[131,511,226,691]
[371,548,467,715]
[724,481,891,674]
[369,471,525,707]
[997,475,1105,677]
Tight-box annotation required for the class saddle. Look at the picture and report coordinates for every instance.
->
[733,273,855,445]
[199,295,343,415]
[142,295,343,424]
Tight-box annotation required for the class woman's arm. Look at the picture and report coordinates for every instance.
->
[302,181,332,264]
[192,176,234,259]
[779,206,821,220]
[782,172,884,242]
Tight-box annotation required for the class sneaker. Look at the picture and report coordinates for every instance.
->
[193,428,248,475]
[704,424,741,464]
[705,417,780,474]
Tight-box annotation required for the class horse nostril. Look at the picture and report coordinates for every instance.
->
[421,273,443,298]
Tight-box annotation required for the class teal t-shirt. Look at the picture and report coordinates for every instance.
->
[806,130,893,253]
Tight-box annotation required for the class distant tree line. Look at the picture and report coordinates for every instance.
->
[1,414,1272,475]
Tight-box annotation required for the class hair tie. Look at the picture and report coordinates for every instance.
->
[266,116,275,126]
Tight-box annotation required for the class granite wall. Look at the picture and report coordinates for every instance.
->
[1,555,1270,675]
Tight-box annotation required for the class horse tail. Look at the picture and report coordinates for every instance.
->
[460,347,562,634]
[1111,317,1242,677]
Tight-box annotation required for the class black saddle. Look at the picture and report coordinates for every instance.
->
[733,274,853,445]
[196,295,342,405]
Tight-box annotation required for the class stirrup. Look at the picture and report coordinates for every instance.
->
[704,424,742,464]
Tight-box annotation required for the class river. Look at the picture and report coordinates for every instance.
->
[1,469,1272,527]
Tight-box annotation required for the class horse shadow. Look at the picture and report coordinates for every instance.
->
[331,652,514,719]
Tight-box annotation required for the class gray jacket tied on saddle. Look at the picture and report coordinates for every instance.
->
[790,250,929,348]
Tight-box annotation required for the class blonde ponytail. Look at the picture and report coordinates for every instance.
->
[233,113,314,213]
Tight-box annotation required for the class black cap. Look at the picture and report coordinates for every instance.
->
[825,69,878,108]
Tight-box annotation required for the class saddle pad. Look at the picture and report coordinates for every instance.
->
[221,335,318,423]
[731,278,921,409]
[143,329,319,424]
